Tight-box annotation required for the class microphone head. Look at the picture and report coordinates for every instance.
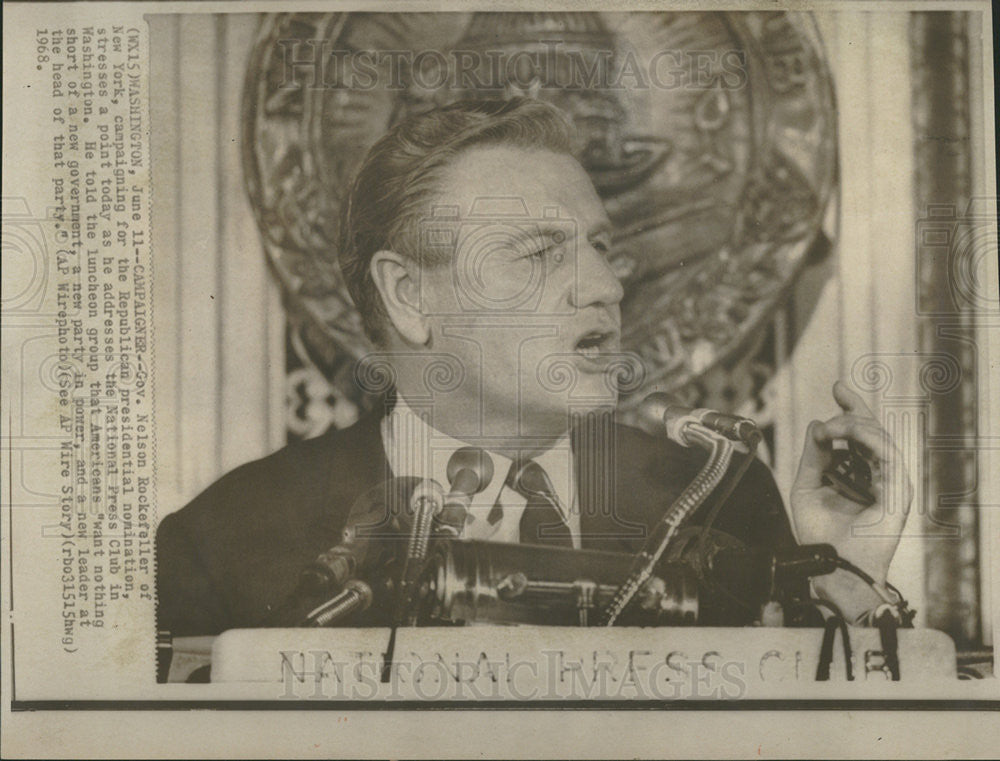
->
[410,479,446,514]
[637,392,677,434]
[446,447,494,495]
[344,579,374,611]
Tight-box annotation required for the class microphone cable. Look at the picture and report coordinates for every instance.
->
[689,435,762,616]
[693,433,761,573]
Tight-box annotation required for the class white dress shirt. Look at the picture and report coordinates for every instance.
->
[381,395,581,548]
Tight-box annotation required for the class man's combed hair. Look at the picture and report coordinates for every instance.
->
[338,97,575,345]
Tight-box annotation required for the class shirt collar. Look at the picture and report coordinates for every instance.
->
[381,394,576,522]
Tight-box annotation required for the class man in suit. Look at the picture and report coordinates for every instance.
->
[156,98,911,637]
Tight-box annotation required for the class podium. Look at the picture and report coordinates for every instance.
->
[168,626,958,699]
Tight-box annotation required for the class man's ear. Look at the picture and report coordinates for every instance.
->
[370,250,429,346]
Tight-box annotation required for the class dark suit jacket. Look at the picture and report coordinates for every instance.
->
[156,409,794,636]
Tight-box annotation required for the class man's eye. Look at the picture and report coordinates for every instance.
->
[592,239,611,255]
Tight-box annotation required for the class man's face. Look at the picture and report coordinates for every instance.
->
[415,145,625,442]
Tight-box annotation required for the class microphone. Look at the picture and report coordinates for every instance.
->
[639,392,761,447]
[299,545,357,597]
[706,544,840,590]
[261,477,425,626]
[436,447,495,535]
[304,476,427,594]
[682,538,839,618]
[303,579,373,627]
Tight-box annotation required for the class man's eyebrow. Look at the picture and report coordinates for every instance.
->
[509,221,613,245]
[509,224,573,244]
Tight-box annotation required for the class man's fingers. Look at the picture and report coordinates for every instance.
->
[814,413,880,437]
[832,380,875,418]
[813,416,897,463]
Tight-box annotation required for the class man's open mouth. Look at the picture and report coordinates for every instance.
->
[574,330,618,361]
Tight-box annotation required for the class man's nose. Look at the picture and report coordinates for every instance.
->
[569,242,625,309]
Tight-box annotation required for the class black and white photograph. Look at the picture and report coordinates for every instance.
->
[1,1,998,757]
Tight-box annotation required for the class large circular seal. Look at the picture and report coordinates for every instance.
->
[243,11,837,424]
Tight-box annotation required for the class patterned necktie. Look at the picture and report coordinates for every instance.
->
[492,458,573,547]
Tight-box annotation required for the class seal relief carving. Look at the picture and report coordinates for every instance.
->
[242,11,838,433]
